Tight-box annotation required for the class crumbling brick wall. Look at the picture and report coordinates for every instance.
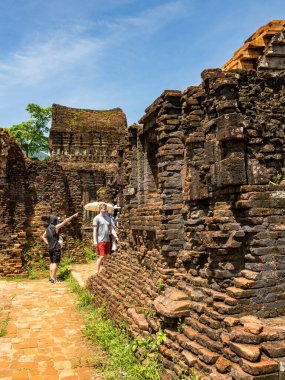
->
[24,161,82,264]
[176,69,285,378]
[0,130,28,277]
[87,25,285,380]
[0,136,87,276]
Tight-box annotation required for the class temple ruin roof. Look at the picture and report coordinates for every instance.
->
[222,19,285,71]
[51,104,127,133]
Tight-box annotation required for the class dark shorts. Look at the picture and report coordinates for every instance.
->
[97,241,111,256]
[49,249,61,264]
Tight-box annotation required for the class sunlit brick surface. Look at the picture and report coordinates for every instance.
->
[0,279,102,379]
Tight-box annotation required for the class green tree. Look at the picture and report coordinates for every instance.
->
[8,103,52,159]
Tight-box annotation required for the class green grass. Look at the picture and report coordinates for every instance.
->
[56,256,73,280]
[155,278,165,292]
[0,313,10,337]
[67,278,161,380]
[24,255,73,281]
[27,267,49,280]
[83,246,98,262]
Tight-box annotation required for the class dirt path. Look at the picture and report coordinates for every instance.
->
[0,277,102,380]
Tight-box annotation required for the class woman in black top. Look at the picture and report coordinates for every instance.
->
[42,213,78,283]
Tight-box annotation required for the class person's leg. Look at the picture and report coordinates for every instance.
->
[50,250,61,283]
[49,251,54,281]
[95,242,110,273]
[99,242,110,272]
[95,242,105,273]
[50,263,58,280]
[95,256,104,273]
[101,255,109,272]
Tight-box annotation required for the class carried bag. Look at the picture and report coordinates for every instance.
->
[111,235,117,252]
[58,235,63,246]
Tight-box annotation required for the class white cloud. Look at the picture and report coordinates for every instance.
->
[0,32,104,89]
[123,0,190,29]
[0,0,191,122]
[94,0,191,39]
[0,1,190,90]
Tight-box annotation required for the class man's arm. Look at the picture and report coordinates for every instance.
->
[93,226,98,245]
[56,213,78,232]
[41,231,48,245]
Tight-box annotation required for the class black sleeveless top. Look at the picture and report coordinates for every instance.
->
[46,215,60,251]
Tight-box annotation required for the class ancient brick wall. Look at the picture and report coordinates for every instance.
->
[176,69,285,378]
[24,161,83,264]
[0,144,86,276]
[0,130,28,277]
[88,56,285,380]
[180,69,285,316]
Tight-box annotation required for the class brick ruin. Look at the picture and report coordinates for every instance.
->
[49,104,126,232]
[0,130,28,276]
[87,21,285,379]
[222,20,285,71]
[1,18,285,380]
[0,105,126,277]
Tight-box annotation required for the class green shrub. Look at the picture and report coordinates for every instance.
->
[132,329,166,362]
[155,278,165,292]
[141,308,155,317]
[26,262,49,280]
[269,173,285,185]
[27,267,37,279]
[84,246,97,262]
[57,256,74,280]
[57,265,71,280]
[23,240,49,279]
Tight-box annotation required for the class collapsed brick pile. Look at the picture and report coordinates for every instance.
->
[87,22,285,379]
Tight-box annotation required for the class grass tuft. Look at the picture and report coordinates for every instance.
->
[84,246,98,262]
[0,313,10,337]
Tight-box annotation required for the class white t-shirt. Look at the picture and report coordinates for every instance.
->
[93,214,111,243]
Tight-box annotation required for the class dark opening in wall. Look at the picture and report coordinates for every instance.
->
[146,137,159,190]
[137,134,145,205]
[136,128,159,205]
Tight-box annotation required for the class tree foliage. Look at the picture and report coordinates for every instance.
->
[8,103,52,158]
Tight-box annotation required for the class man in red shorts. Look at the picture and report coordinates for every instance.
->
[93,203,118,274]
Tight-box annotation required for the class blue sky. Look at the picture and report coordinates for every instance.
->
[0,0,285,127]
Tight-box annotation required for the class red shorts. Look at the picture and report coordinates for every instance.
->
[97,241,111,256]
